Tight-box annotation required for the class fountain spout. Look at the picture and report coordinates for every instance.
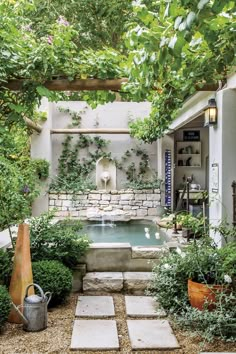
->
[101,171,110,190]
[96,157,116,190]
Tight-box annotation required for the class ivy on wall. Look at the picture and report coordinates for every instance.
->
[50,132,162,192]
[50,135,111,192]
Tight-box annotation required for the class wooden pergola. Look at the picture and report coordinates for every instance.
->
[3,78,219,134]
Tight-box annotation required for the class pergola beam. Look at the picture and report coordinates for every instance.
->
[4,78,129,92]
[24,117,42,133]
[3,78,219,92]
[50,128,130,134]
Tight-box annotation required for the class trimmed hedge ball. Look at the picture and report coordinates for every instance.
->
[32,260,73,306]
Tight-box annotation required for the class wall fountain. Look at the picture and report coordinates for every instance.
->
[96,157,116,191]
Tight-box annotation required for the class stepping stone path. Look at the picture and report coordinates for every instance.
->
[125,295,166,317]
[70,295,180,351]
[71,320,119,351]
[127,319,180,350]
[75,296,115,317]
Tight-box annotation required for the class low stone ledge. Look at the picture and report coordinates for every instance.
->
[132,246,167,259]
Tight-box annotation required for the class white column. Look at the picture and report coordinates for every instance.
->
[209,88,236,245]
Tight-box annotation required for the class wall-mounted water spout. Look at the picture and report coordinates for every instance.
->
[96,157,116,191]
[101,171,110,191]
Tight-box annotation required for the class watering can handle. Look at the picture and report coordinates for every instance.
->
[44,291,52,305]
[25,283,44,299]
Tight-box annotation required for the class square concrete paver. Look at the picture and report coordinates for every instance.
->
[71,320,119,350]
[76,296,115,317]
[127,320,180,350]
[125,296,166,317]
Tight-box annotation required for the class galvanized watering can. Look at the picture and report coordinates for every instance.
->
[12,283,51,332]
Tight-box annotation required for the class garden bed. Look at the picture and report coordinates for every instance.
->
[0,293,235,354]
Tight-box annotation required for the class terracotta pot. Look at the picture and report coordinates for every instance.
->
[187,279,228,311]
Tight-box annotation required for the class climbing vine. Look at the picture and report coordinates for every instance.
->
[50,135,111,192]
[50,132,162,192]
[114,147,162,189]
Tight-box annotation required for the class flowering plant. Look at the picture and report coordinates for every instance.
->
[179,238,235,286]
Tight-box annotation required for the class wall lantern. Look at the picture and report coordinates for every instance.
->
[204,98,217,126]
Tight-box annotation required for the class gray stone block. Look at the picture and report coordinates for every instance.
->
[120,193,134,201]
[71,320,119,350]
[76,296,115,317]
[137,209,148,217]
[83,272,123,293]
[132,246,167,259]
[123,272,152,294]
[127,320,180,349]
[125,296,166,317]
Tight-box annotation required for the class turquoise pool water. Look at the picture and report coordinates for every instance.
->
[81,220,165,246]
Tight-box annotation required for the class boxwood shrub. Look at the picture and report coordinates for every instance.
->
[0,249,12,286]
[32,260,72,306]
[0,285,11,329]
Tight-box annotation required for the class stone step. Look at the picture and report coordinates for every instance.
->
[83,272,123,293]
[123,272,152,295]
[82,272,152,294]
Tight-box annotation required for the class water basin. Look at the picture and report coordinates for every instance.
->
[81,220,165,246]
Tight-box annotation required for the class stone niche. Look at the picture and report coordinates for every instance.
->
[49,189,161,219]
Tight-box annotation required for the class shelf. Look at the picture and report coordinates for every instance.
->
[176,166,201,168]
[177,154,200,156]
[176,141,202,168]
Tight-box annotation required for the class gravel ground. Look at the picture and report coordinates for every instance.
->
[0,293,235,354]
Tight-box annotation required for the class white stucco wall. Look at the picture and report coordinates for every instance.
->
[50,101,157,190]
[31,100,159,215]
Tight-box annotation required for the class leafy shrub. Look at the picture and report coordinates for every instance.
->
[0,285,11,329]
[0,249,12,286]
[30,211,90,268]
[175,291,236,341]
[32,159,50,179]
[149,250,189,313]
[150,239,236,341]
[0,157,39,232]
[32,260,72,306]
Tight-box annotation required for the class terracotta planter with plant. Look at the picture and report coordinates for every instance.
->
[187,279,229,311]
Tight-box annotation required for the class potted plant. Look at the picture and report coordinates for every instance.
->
[176,211,206,239]
[184,238,235,310]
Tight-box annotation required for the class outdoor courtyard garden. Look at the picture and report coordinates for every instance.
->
[0,0,236,353]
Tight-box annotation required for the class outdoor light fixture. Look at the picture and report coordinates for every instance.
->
[204,98,217,126]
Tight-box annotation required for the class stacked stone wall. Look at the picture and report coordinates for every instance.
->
[49,189,161,219]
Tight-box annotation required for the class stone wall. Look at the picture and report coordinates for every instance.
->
[49,189,161,219]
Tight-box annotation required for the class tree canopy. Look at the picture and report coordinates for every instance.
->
[0,0,235,140]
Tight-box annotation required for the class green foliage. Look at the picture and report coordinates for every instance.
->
[0,157,39,231]
[150,239,236,341]
[115,147,162,187]
[126,0,236,141]
[149,251,189,313]
[125,179,163,190]
[0,285,11,329]
[32,260,72,306]
[175,292,236,342]
[30,210,90,268]
[32,159,50,179]
[50,135,110,192]
[0,249,12,286]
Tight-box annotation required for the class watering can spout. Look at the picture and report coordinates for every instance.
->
[11,302,29,325]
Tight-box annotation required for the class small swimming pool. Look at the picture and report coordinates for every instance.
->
[81,220,165,246]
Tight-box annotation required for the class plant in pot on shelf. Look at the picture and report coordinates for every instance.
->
[176,211,207,239]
